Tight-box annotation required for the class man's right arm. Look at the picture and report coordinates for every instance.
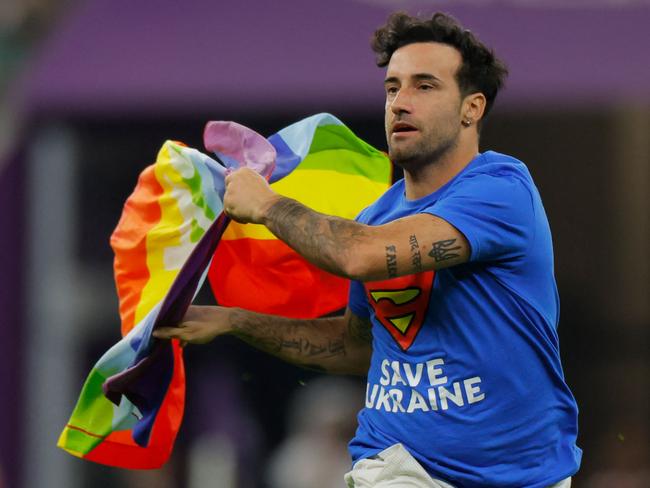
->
[153,305,373,376]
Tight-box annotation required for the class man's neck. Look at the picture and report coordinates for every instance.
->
[403,142,479,200]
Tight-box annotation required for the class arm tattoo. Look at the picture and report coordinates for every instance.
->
[428,238,461,263]
[264,198,367,276]
[230,309,346,367]
[409,234,423,272]
[385,245,398,278]
[280,337,345,357]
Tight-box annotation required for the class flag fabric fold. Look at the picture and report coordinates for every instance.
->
[210,114,392,317]
[58,113,392,468]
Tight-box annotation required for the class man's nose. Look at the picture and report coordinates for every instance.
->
[390,88,413,114]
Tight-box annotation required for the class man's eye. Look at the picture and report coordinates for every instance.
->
[419,84,434,91]
[386,86,398,95]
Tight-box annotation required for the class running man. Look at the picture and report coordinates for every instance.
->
[155,12,582,487]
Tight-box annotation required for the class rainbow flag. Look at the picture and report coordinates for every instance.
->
[209,113,392,317]
[58,113,392,468]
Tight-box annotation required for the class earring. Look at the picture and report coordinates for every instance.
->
[462,119,472,127]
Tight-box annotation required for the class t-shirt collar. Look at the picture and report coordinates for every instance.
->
[401,152,486,208]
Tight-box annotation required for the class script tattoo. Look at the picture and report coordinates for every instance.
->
[385,245,398,278]
[428,239,461,263]
[409,234,423,272]
[231,309,347,366]
[280,338,345,358]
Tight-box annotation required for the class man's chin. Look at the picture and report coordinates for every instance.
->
[388,149,421,168]
[389,135,458,169]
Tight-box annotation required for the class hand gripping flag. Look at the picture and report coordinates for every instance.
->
[57,113,392,468]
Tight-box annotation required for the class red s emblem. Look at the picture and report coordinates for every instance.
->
[364,271,435,351]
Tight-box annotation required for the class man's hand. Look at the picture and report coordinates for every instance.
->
[153,305,233,345]
[223,167,281,224]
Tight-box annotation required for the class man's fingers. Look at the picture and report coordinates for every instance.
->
[153,327,185,340]
[225,167,248,184]
[153,328,190,347]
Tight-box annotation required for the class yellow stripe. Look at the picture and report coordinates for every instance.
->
[222,169,388,241]
[134,144,188,324]
[57,428,85,458]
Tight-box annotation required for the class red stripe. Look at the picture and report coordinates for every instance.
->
[210,239,349,318]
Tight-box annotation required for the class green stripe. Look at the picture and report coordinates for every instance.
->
[61,426,102,456]
[298,148,391,183]
[181,166,216,222]
[64,369,115,453]
[309,124,381,156]
[302,125,391,183]
[170,142,216,221]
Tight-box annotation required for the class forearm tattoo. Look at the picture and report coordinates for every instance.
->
[385,245,398,278]
[230,309,347,367]
[409,234,423,272]
[279,337,345,357]
[428,238,461,263]
[265,197,367,276]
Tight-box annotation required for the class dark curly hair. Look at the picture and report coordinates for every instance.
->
[372,12,508,124]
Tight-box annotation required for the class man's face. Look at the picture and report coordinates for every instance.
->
[384,42,464,168]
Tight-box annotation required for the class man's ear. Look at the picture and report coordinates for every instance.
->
[462,93,487,125]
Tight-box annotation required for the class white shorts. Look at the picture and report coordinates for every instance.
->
[344,443,572,488]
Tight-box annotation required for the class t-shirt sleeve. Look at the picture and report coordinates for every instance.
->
[425,173,535,262]
[347,279,371,318]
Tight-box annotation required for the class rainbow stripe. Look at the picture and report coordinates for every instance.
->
[210,114,392,317]
[58,114,392,468]
[58,140,232,468]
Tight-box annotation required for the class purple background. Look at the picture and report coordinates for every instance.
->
[21,0,650,116]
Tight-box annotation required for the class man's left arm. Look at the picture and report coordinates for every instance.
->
[223,168,470,281]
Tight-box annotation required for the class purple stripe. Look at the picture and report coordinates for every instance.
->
[268,133,301,183]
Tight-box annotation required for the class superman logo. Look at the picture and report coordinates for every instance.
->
[364,271,434,351]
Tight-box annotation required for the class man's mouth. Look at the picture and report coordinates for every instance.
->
[391,122,418,134]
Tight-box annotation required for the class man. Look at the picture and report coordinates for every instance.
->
[154,12,582,487]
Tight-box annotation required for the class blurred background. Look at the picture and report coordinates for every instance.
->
[1,0,648,487]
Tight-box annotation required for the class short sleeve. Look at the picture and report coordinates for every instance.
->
[347,279,370,318]
[426,173,535,262]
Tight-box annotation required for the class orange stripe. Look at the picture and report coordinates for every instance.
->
[110,165,164,336]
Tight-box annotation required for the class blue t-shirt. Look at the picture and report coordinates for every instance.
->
[348,151,581,487]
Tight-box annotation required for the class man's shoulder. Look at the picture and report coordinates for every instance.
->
[467,150,533,182]
[437,151,541,215]
[444,151,537,199]
[356,179,405,224]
